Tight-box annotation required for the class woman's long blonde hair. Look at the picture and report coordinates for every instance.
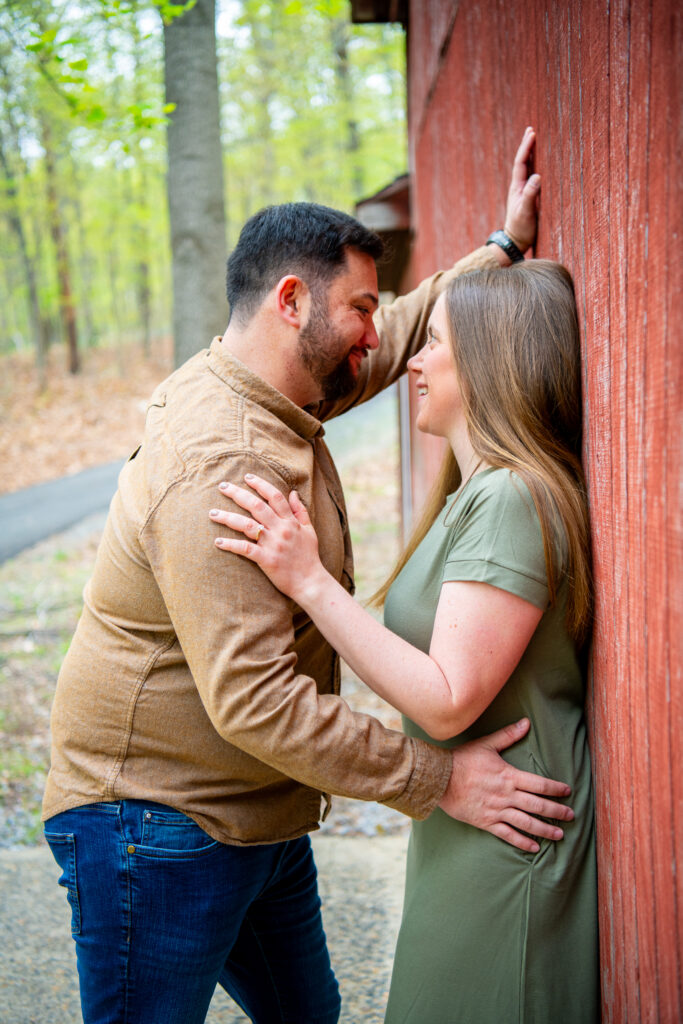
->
[374,260,592,643]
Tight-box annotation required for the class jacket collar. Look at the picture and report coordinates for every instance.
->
[208,337,324,441]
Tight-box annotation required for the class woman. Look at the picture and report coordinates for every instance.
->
[211,260,599,1022]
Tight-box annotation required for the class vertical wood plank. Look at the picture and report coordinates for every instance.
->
[642,0,682,1017]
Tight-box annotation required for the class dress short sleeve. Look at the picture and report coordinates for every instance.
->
[443,470,551,610]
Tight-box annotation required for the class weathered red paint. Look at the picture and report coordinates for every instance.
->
[397,2,682,1020]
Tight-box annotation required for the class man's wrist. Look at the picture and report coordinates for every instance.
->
[502,224,528,252]
[486,229,526,266]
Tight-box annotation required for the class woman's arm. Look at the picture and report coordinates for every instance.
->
[211,476,542,741]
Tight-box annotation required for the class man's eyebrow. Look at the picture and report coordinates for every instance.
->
[357,291,379,308]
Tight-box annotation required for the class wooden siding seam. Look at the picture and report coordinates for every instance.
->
[412,1,461,148]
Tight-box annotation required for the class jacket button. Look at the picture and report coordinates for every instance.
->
[127,845,135,854]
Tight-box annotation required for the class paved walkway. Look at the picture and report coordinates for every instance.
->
[0,461,125,564]
[2,834,408,1024]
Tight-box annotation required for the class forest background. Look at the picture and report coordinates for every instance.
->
[1,0,406,401]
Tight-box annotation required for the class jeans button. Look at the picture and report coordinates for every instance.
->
[127,845,135,854]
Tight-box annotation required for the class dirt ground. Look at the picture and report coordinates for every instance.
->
[0,339,408,846]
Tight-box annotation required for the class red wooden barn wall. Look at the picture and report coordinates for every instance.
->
[398,1,682,1020]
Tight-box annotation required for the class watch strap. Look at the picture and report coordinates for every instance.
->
[486,229,525,263]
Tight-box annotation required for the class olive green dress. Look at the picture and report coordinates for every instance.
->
[383,468,599,1024]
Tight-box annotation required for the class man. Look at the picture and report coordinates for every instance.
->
[44,132,563,1023]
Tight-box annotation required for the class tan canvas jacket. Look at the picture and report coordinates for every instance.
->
[42,246,497,845]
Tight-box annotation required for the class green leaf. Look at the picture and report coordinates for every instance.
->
[85,105,107,123]
[68,59,89,72]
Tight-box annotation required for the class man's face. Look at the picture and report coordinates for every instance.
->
[297,249,379,402]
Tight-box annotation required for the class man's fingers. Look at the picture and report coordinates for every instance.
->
[489,822,540,854]
[511,126,535,185]
[507,765,572,800]
[501,808,564,841]
[512,790,574,822]
[485,717,531,752]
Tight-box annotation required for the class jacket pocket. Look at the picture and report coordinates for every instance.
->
[45,831,81,935]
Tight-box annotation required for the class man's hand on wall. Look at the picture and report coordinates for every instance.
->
[504,126,541,253]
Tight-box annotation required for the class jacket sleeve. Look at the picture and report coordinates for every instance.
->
[311,245,499,422]
[140,451,453,819]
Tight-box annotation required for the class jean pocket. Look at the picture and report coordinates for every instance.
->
[45,831,81,935]
[138,807,220,859]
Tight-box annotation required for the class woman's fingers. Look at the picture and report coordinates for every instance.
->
[243,473,294,518]
[215,535,262,561]
[209,507,267,541]
[289,490,312,526]
[218,480,276,522]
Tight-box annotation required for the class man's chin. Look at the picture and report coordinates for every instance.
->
[321,360,357,402]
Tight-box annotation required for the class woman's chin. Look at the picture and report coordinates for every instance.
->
[415,417,433,436]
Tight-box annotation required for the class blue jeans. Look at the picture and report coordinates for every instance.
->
[44,801,341,1023]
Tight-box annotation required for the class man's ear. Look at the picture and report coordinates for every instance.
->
[275,275,308,328]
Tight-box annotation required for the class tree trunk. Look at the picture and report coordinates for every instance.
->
[69,159,96,349]
[131,13,152,357]
[332,20,363,200]
[0,135,48,389]
[163,0,227,367]
[42,120,79,374]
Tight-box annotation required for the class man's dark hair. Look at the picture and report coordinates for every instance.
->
[226,202,384,325]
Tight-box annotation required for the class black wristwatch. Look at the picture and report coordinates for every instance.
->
[486,230,525,263]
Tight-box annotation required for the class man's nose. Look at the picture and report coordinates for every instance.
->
[365,319,380,350]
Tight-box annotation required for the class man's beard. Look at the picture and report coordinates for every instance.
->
[297,293,357,403]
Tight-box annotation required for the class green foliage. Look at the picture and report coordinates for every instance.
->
[0,0,407,361]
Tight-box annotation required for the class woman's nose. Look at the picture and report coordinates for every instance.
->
[407,350,423,372]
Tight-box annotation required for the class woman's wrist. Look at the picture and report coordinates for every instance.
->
[291,563,334,612]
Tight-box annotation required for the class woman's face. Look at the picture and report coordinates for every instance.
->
[407,293,463,440]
